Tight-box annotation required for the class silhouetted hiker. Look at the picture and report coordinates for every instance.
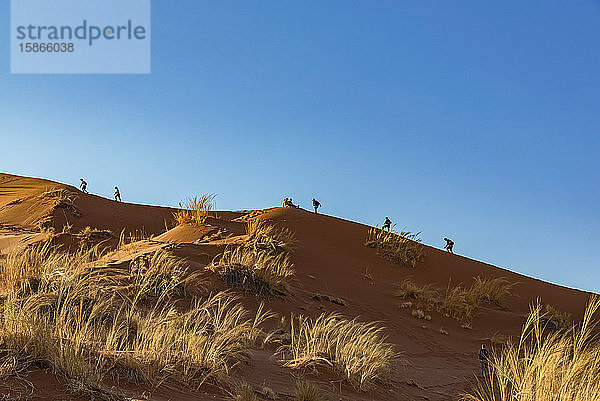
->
[312,198,321,213]
[382,217,392,232]
[479,344,490,377]
[80,178,88,193]
[289,198,300,208]
[114,186,121,202]
[444,237,454,253]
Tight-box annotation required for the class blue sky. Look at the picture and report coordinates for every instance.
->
[1,1,599,292]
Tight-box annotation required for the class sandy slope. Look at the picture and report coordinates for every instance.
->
[0,173,594,400]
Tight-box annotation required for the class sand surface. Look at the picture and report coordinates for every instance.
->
[0,172,593,400]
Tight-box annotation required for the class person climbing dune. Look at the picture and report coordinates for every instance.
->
[114,186,121,202]
[444,237,454,253]
[312,198,321,213]
[80,178,88,193]
[382,216,392,232]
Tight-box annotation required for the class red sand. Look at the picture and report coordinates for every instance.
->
[0,173,593,400]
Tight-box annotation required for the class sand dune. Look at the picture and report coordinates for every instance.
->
[0,173,593,400]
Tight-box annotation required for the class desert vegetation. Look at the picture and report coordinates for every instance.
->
[40,187,81,217]
[542,304,571,331]
[0,243,271,397]
[212,247,294,297]
[245,218,297,254]
[212,218,297,298]
[395,277,516,324]
[173,194,216,226]
[294,380,328,401]
[280,313,397,391]
[365,228,426,268]
[462,296,600,401]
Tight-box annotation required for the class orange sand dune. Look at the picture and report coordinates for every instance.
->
[0,173,594,401]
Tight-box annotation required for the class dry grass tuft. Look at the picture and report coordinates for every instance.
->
[280,313,397,391]
[78,226,112,243]
[295,380,328,401]
[212,247,294,297]
[260,386,278,399]
[441,277,515,323]
[232,382,257,401]
[246,219,297,254]
[394,279,438,301]
[394,277,515,324]
[542,304,571,331]
[40,187,81,217]
[365,228,426,268]
[0,244,272,392]
[469,277,516,307]
[462,296,600,401]
[173,194,216,226]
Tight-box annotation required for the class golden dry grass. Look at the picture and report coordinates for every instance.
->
[280,313,397,391]
[543,304,571,331]
[462,296,600,401]
[173,194,216,226]
[0,244,272,394]
[39,187,81,217]
[245,218,297,254]
[394,279,439,301]
[393,277,515,323]
[232,382,258,401]
[78,226,112,243]
[295,380,327,401]
[365,228,426,268]
[212,247,294,297]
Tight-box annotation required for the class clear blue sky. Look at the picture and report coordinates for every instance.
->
[1,1,599,292]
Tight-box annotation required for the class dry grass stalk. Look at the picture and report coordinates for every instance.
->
[280,313,397,391]
[365,228,426,268]
[173,194,216,226]
[212,247,294,297]
[462,296,600,401]
[245,218,297,254]
[0,244,272,391]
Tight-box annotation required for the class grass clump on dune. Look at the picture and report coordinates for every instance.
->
[39,187,81,217]
[394,277,516,324]
[394,279,439,302]
[128,249,190,302]
[462,296,600,401]
[365,228,426,268]
[212,247,294,298]
[280,313,397,391]
[0,244,272,395]
[441,277,516,322]
[295,380,328,401]
[173,194,216,226]
[245,218,297,254]
[469,276,516,307]
[542,304,571,331]
[211,219,297,298]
